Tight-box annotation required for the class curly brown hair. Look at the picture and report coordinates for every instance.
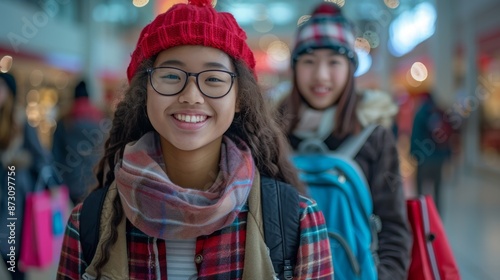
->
[90,57,304,277]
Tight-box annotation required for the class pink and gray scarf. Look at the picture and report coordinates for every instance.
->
[115,132,254,240]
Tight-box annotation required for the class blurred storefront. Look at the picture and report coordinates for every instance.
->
[476,30,500,166]
[379,0,500,172]
[0,0,152,148]
[0,50,76,148]
[1,0,499,170]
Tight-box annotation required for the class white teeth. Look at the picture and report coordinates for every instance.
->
[174,114,207,123]
[314,86,330,93]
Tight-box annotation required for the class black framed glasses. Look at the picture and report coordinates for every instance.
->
[147,67,237,99]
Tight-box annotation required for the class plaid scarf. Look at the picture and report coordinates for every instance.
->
[115,132,254,240]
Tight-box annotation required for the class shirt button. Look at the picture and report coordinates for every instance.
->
[195,254,203,264]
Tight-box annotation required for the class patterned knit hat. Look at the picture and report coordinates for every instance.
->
[127,0,256,82]
[291,3,358,69]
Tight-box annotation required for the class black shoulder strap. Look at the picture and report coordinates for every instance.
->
[79,178,301,279]
[261,176,301,280]
[80,184,110,266]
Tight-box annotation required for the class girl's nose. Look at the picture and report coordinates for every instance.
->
[178,77,204,105]
[315,61,330,82]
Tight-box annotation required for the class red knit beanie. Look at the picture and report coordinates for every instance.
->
[127,0,256,82]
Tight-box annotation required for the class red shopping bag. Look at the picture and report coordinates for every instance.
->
[407,195,461,280]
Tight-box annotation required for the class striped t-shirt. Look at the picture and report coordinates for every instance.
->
[165,238,197,279]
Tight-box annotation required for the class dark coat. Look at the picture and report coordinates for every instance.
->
[289,125,412,280]
[410,98,453,163]
[51,97,106,204]
[0,123,55,260]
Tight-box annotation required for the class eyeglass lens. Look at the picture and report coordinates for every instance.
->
[150,68,233,98]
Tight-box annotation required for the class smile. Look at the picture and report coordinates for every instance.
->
[312,86,331,94]
[173,114,208,123]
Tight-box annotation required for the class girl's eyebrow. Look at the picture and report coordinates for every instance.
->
[203,62,231,71]
[157,60,231,71]
[157,60,184,67]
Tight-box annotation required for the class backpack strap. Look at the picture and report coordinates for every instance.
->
[260,176,301,280]
[79,178,301,279]
[80,184,110,266]
[336,124,382,266]
[336,124,378,159]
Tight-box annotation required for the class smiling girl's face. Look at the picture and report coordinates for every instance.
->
[146,45,239,153]
[295,49,350,110]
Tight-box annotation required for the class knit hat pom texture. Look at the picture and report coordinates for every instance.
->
[188,0,211,7]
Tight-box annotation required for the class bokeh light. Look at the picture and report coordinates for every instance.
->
[30,70,44,87]
[259,34,280,51]
[297,15,311,26]
[267,40,290,62]
[0,56,13,73]
[363,30,380,48]
[410,62,428,82]
[132,0,149,8]
[55,72,69,90]
[253,18,274,33]
[384,0,400,9]
[355,37,371,54]
[266,40,290,72]
[26,103,41,127]
[324,0,345,7]
[26,90,40,104]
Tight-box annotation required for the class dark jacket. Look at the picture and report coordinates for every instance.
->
[410,97,453,163]
[289,125,412,280]
[52,98,106,204]
[0,123,55,260]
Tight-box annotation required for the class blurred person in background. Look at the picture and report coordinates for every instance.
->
[52,80,106,205]
[410,92,453,213]
[0,72,55,279]
[277,2,411,279]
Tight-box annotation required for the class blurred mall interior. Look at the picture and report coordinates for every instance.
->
[1,0,499,279]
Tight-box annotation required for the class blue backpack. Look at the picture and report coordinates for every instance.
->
[292,124,381,280]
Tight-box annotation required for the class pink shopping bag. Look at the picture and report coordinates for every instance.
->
[19,184,70,271]
[19,190,54,270]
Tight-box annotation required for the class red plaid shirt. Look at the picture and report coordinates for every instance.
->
[57,196,333,279]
